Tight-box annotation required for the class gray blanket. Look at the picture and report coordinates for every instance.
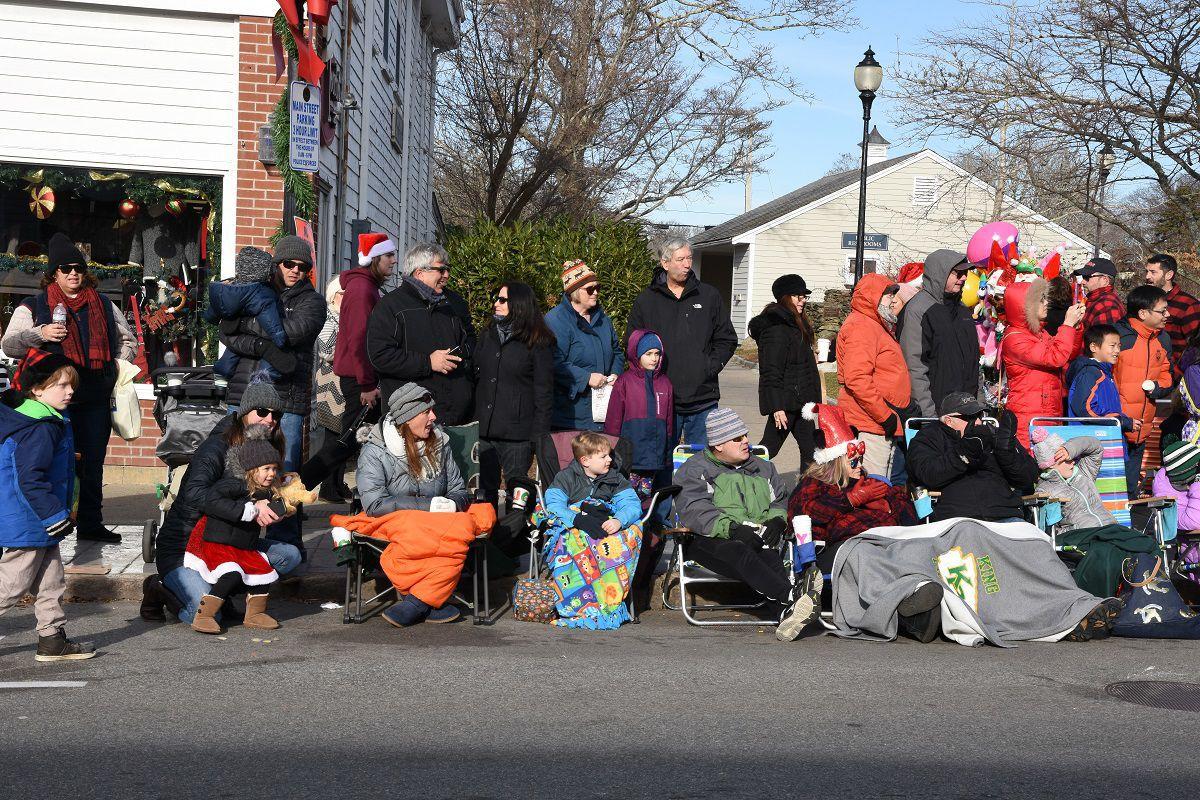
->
[831,518,1102,647]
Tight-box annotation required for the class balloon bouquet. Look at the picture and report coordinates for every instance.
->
[963,221,1069,405]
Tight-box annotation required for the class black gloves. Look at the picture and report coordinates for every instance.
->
[728,523,763,547]
[262,343,297,375]
[730,519,787,549]
[218,318,241,336]
[46,518,74,538]
[761,518,788,549]
[995,409,1018,450]
[956,434,987,467]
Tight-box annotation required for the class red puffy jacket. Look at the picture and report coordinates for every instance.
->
[1001,279,1078,448]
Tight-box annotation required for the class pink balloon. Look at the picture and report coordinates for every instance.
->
[967,222,1020,267]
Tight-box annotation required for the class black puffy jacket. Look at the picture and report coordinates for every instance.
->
[155,415,234,575]
[366,280,476,425]
[907,420,1039,522]
[220,279,326,415]
[626,269,738,414]
[474,324,554,441]
[748,303,821,415]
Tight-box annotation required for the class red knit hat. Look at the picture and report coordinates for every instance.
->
[802,402,865,464]
[357,233,395,266]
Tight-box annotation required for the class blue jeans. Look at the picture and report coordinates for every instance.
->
[161,540,302,623]
[674,406,715,448]
[228,405,304,472]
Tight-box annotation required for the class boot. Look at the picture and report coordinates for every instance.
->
[191,594,225,634]
[243,593,280,630]
[35,629,96,662]
[140,574,166,622]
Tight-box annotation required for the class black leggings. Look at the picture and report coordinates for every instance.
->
[759,412,815,465]
[209,573,266,600]
[686,533,792,603]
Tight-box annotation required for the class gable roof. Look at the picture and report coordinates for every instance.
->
[691,151,921,249]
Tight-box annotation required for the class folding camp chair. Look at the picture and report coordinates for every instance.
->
[903,416,997,521]
[1029,417,1178,565]
[659,443,796,627]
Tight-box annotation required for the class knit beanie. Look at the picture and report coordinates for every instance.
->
[705,407,749,447]
[234,246,274,284]
[386,382,436,426]
[561,260,597,294]
[46,232,87,276]
[236,437,282,473]
[636,332,663,359]
[273,235,313,267]
[1163,435,1200,484]
[1030,428,1066,469]
[239,374,283,414]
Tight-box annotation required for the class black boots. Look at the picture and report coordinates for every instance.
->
[140,574,184,622]
[897,583,944,643]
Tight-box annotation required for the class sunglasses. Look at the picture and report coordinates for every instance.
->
[494,294,509,305]
[252,407,279,420]
[58,264,87,275]
[582,284,599,296]
[281,260,312,273]
[424,265,451,275]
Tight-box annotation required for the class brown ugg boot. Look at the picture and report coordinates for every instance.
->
[192,595,225,634]
[244,593,280,630]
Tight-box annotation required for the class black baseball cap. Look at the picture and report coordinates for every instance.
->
[1076,257,1117,279]
[939,391,987,418]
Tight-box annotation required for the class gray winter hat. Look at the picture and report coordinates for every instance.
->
[386,382,436,426]
[240,376,283,414]
[705,407,749,446]
[273,235,313,267]
[234,246,274,284]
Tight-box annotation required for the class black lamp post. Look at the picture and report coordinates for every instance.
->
[853,47,883,284]
[1093,142,1115,258]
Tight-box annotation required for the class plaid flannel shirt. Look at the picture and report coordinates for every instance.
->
[1083,285,1125,330]
[1166,285,1200,371]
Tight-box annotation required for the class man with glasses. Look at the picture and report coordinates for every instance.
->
[218,235,327,471]
[1144,253,1200,373]
[1114,285,1174,496]
[1077,257,1125,330]
[367,242,475,424]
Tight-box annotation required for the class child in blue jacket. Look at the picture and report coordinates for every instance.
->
[545,431,642,537]
[0,350,95,662]
[1066,324,1137,432]
[204,246,293,381]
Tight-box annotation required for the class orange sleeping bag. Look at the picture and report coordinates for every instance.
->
[332,503,496,608]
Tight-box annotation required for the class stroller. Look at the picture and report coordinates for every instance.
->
[141,366,229,564]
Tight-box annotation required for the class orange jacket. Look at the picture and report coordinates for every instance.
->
[1113,317,1172,445]
[836,273,911,436]
[332,504,496,608]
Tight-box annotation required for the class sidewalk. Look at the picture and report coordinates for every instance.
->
[67,363,787,607]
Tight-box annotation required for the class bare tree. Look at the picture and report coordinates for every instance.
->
[435,0,850,225]
[893,0,1200,253]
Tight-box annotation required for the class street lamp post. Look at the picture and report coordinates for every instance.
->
[1093,142,1115,258]
[853,47,883,284]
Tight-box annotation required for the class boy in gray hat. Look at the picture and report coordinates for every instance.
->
[674,407,823,641]
[204,246,293,380]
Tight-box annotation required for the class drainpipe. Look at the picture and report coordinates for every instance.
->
[332,0,356,273]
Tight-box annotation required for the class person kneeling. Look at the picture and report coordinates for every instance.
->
[675,408,821,641]
[184,432,291,634]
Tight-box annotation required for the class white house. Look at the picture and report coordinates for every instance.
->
[691,130,1099,337]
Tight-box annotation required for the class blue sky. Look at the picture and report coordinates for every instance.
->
[648,0,992,226]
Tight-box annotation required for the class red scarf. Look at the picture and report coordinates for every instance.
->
[46,284,111,370]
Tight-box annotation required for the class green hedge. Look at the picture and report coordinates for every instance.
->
[444,218,657,337]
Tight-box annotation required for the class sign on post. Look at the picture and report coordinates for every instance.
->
[288,80,320,173]
[841,232,889,251]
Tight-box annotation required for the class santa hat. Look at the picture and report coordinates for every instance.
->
[357,233,395,266]
[897,262,924,286]
[802,402,864,464]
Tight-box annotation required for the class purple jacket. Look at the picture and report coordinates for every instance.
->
[1151,468,1200,532]
[605,329,673,471]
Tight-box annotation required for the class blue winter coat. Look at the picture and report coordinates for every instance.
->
[204,281,287,347]
[1066,356,1133,430]
[544,294,624,430]
[0,399,75,548]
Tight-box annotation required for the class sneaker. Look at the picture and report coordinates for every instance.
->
[426,604,462,624]
[1065,598,1124,642]
[35,629,97,662]
[897,582,943,643]
[77,527,121,544]
[775,565,822,642]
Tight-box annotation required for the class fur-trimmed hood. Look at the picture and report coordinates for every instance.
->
[1004,278,1048,335]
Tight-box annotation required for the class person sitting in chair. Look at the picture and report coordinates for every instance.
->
[674,407,822,642]
[907,392,1039,523]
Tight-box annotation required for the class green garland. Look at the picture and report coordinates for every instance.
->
[0,253,141,281]
[269,10,317,243]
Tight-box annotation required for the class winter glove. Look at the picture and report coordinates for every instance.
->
[262,343,298,375]
[728,522,764,548]
[761,517,788,549]
[966,419,996,450]
[847,478,890,508]
[218,318,241,336]
[46,518,74,538]
[995,409,1018,449]
[956,435,987,467]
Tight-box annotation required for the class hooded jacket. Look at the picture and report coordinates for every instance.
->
[1033,436,1116,530]
[675,449,789,539]
[1151,468,1200,532]
[627,268,738,414]
[1001,280,1077,446]
[544,294,624,430]
[900,249,971,416]
[544,459,643,529]
[604,329,673,471]
[333,267,382,390]
[836,273,911,436]
[1065,356,1133,430]
[1113,317,1172,445]
[366,279,476,425]
[356,422,469,515]
[748,302,821,415]
[0,398,74,548]
[473,319,554,441]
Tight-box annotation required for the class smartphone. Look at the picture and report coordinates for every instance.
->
[447,344,462,356]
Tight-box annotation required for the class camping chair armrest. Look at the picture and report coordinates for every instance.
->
[663,527,693,541]
[1127,496,1175,508]
[640,484,683,526]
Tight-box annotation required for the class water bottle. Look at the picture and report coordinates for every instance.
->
[52,303,67,325]
[791,515,816,571]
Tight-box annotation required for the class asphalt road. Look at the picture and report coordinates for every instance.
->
[1,600,1198,799]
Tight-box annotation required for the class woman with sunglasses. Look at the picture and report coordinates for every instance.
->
[544,260,623,431]
[2,233,137,543]
[473,282,554,509]
[142,380,302,625]
[789,403,915,576]
[218,235,327,472]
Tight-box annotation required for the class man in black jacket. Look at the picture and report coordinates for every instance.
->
[627,237,738,446]
[907,392,1039,522]
[218,236,327,471]
[366,242,476,424]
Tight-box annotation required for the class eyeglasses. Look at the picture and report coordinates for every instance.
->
[281,260,312,273]
[424,265,451,275]
[582,285,599,296]
[1150,307,1170,317]
[252,407,279,420]
[494,294,509,305]
[58,264,87,275]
